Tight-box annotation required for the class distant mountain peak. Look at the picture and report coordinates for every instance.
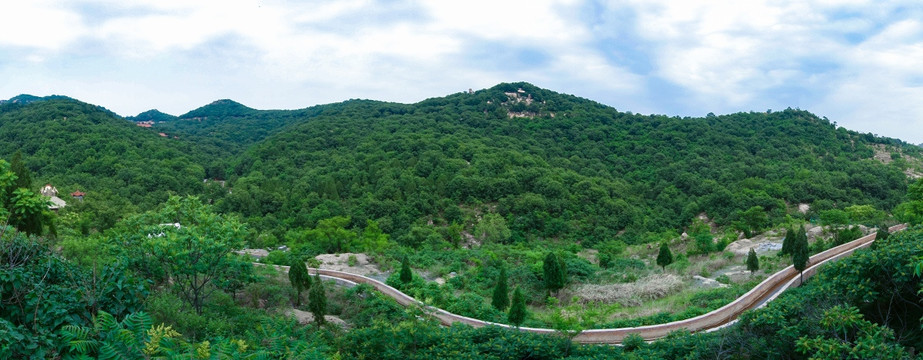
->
[180,99,255,119]
[128,109,177,123]
[0,94,75,106]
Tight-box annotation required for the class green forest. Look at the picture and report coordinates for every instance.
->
[1,83,923,359]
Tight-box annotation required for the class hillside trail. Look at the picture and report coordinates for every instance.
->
[259,224,905,344]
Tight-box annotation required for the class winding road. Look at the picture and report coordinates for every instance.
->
[292,224,906,344]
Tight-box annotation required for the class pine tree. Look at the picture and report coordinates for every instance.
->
[308,273,326,326]
[543,252,565,293]
[656,242,673,270]
[746,248,759,274]
[792,225,809,283]
[780,227,794,256]
[399,255,413,284]
[10,151,31,191]
[288,257,312,306]
[876,224,889,242]
[491,266,509,311]
[508,287,527,327]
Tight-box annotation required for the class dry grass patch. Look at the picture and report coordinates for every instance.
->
[570,274,684,307]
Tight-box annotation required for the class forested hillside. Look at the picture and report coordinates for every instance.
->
[0,98,208,227]
[2,85,923,359]
[213,82,920,246]
[135,100,333,175]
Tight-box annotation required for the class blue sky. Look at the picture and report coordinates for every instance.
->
[1,0,922,144]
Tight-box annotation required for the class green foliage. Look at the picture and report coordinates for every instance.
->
[212,85,914,246]
[656,242,673,270]
[621,333,645,352]
[740,205,769,235]
[780,226,794,256]
[896,179,923,225]
[399,255,413,284]
[796,305,909,359]
[118,196,252,314]
[491,266,509,311]
[833,226,863,246]
[876,224,890,242]
[820,209,850,228]
[0,99,207,219]
[0,228,146,358]
[60,310,154,359]
[308,274,327,326]
[542,252,566,293]
[288,257,312,307]
[9,151,30,192]
[508,287,527,327]
[475,213,512,244]
[746,248,759,274]
[792,225,809,280]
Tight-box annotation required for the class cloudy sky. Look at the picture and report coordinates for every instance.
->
[1,0,921,143]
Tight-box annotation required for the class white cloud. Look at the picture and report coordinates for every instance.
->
[1,0,922,143]
[0,1,88,51]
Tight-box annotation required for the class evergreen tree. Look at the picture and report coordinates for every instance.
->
[780,227,794,257]
[746,248,759,274]
[543,252,565,293]
[491,266,509,311]
[399,255,413,283]
[792,225,810,283]
[308,273,326,326]
[508,287,527,327]
[656,242,673,270]
[9,151,31,191]
[288,257,312,307]
[876,224,890,242]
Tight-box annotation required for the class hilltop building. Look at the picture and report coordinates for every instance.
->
[40,184,66,210]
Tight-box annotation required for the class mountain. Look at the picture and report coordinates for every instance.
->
[0,98,208,222]
[1,94,78,104]
[4,84,920,241]
[212,82,921,244]
[180,99,257,119]
[127,109,177,123]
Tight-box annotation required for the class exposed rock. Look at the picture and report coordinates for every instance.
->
[313,253,381,276]
[692,275,729,289]
[236,248,269,259]
[287,309,348,327]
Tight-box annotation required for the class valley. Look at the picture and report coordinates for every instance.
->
[1,83,922,359]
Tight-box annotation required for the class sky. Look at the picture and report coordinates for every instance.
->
[1,0,922,144]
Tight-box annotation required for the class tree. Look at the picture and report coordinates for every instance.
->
[876,224,890,242]
[399,255,413,283]
[895,178,923,225]
[308,273,327,326]
[508,287,527,327]
[9,151,31,191]
[307,216,356,253]
[780,227,794,257]
[8,188,50,236]
[746,248,759,274]
[796,305,908,359]
[288,257,312,307]
[792,225,809,283]
[132,196,251,314]
[741,206,768,235]
[656,242,673,270]
[474,213,511,244]
[491,266,509,311]
[543,252,566,293]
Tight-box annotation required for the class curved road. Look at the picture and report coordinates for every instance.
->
[290,224,906,344]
